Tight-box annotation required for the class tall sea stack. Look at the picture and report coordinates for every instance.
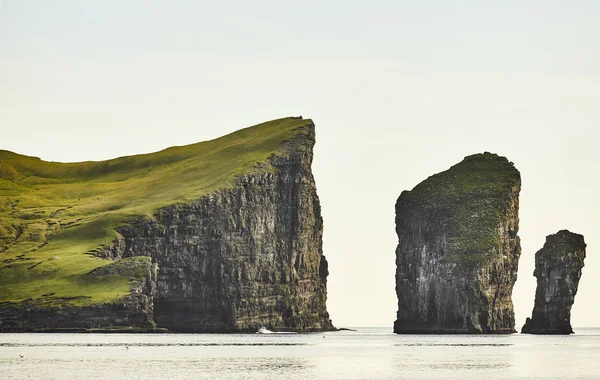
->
[394,152,521,334]
[521,230,586,334]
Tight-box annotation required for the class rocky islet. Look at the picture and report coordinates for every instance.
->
[394,153,522,334]
[521,230,587,334]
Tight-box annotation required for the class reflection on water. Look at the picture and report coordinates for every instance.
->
[407,360,512,370]
[396,343,512,347]
[1,328,599,380]
[1,357,311,380]
[0,342,308,347]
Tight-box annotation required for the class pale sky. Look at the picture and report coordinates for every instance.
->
[1,1,598,328]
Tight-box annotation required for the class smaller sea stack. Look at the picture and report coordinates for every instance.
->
[521,230,586,334]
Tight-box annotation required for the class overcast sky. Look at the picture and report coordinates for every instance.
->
[1,0,598,328]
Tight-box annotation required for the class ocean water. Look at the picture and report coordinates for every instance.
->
[1,327,599,379]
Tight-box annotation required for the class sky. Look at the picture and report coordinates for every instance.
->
[1,0,598,328]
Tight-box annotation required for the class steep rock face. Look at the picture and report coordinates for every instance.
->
[521,230,586,334]
[0,117,333,332]
[0,257,157,332]
[113,125,333,332]
[394,153,521,334]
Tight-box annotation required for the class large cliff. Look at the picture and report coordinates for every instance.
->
[394,152,521,334]
[521,230,586,334]
[0,117,333,332]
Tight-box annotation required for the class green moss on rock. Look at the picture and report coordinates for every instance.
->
[87,256,152,280]
[395,152,522,333]
[400,152,520,270]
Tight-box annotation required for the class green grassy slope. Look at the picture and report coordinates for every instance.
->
[0,117,312,307]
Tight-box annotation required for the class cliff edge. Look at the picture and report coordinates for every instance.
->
[394,152,521,334]
[521,230,586,334]
[0,117,333,332]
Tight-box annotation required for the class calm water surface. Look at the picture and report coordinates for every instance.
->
[1,328,599,379]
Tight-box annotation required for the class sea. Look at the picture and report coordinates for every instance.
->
[1,327,599,379]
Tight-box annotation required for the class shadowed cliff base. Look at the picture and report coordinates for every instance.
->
[521,230,586,335]
[394,152,521,334]
[0,117,334,332]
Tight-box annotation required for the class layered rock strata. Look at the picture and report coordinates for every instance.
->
[521,230,586,334]
[0,118,333,332]
[114,125,333,332]
[394,152,521,334]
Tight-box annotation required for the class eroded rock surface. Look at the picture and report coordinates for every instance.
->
[0,118,333,332]
[116,124,333,332]
[394,153,521,334]
[521,230,586,334]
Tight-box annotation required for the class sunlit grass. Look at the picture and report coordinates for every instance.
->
[0,117,312,307]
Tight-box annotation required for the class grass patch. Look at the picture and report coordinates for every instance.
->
[0,117,312,307]
[400,152,520,270]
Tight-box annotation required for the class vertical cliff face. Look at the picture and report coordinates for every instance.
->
[115,124,333,332]
[521,230,586,334]
[394,153,521,334]
[0,117,333,332]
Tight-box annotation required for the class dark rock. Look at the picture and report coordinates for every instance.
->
[116,123,333,332]
[0,121,333,333]
[521,230,586,334]
[394,152,521,334]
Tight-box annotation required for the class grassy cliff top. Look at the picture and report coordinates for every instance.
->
[536,230,587,262]
[397,152,521,269]
[0,116,313,307]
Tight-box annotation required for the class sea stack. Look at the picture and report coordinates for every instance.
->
[394,152,521,334]
[521,230,586,334]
